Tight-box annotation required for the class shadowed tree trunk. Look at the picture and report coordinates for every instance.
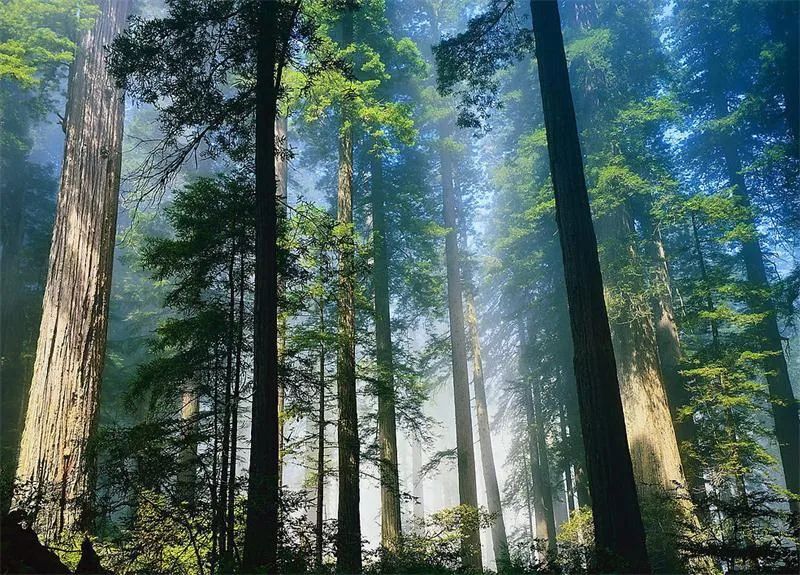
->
[13,0,131,542]
[371,154,403,551]
[335,8,362,573]
[528,1,650,571]
[243,0,282,570]
[440,131,483,570]
[715,95,800,526]
[276,112,289,484]
[454,183,509,567]
[316,298,326,571]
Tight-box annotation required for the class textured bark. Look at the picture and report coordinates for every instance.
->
[529,2,650,571]
[370,154,403,551]
[440,134,482,570]
[637,206,705,500]
[13,0,130,542]
[243,1,280,570]
[715,105,800,525]
[335,10,362,572]
[596,207,689,498]
[455,185,508,567]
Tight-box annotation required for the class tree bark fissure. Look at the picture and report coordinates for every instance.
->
[13,0,131,541]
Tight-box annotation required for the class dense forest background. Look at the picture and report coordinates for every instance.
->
[0,0,798,574]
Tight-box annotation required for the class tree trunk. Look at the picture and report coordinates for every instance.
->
[316,303,326,572]
[454,184,509,567]
[13,0,131,542]
[637,205,705,500]
[440,131,482,570]
[177,387,199,501]
[528,2,650,571]
[243,1,280,570]
[595,206,689,498]
[411,439,424,527]
[715,101,800,525]
[558,402,576,515]
[276,113,289,485]
[370,154,403,551]
[335,10,362,573]
[518,323,556,554]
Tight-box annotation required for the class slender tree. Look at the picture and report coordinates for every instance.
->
[528,1,650,571]
[335,6,362,572]
[13,0,131,542]
[371,153,403,551]
[243,0,281,570]
[440,130,482,570]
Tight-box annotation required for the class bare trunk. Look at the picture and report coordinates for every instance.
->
[276,113,288,485]
[529,2,650,571]
[637,206,705,500]
[519,323,557,554]
[243,1,280,569]
[454,187,509,567]
[440,131,482,570]
[335,10,362,572]
[177,387,200,501]
[370,154,403,551]
[13,0,131,541]
[411,439,424,527]
[316,304,326,571]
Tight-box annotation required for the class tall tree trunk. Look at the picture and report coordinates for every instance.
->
[636,205,705,500]
[335,9,362,573]
[519,323,557,554]
[528,2,650,571]
[454,184,509,567]
[595,206,690,498]
[370,154,403,551]
[226,247,246,554]
[276,113,289,484]
[13,0,131,542]
[316,301,326,572]
[243,1,280,570]
[558,401,576,515]
[715,98,800,525]
[440,131,482,570]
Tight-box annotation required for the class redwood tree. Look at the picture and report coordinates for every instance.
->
[13,0,131,542]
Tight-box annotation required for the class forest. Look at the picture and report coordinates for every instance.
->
[0,0,798,573]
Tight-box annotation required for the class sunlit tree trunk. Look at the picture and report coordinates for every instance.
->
[177,386,199,501]
[528,2,650,571]
[13,0,131,542]
[411,439,424,527]
[455,184,509,567]
[335,9,362,573]
[596,207,689,499]
[637,206,705,501]
[243,1,280,570]
[440,133,482,570]
[370,154,403,551]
